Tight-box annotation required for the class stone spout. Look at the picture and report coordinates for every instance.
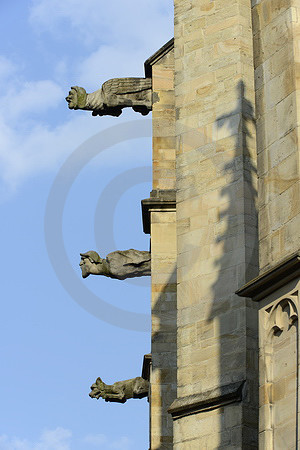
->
[79,249,151,280]
[89,376,149,403]
[66,77,152,117]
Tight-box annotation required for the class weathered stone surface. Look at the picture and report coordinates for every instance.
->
[169,380,245,420]
[148,44,177,450]
[79,249,151,280]
[89,376,149,403]
[236,252,300,302]
[253,0,300,272]
[142,189,176,234]
[173,0,259,447]
[258,282,298,449]
[66,77,152,117]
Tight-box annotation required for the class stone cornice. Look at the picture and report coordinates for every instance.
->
[141,189,176,234]
[168,380,245,420]
[236,252,300,301]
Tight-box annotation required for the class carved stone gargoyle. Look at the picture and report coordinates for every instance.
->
[66,77,152,117]
[79,249,151,280]
[89,376,149,403]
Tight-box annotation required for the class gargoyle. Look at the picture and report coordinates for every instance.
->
[89,376,149,403]
[66,77,152,117]
[79,249,151,280]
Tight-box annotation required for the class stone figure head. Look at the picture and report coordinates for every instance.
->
[79,251,103,278]
[89,377,104,399]
[66,86,87,110]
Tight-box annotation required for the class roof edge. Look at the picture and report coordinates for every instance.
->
[144,38,174,78]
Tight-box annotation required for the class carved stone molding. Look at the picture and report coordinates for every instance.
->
[236,252,300,301]
[168,380,245,420]
[267,295,298,338]
[259,290,299,449]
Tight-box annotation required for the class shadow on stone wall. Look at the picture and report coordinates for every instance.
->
[208,80,259,448]
[151,268,177,450]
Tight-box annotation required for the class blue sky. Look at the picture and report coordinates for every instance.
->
[0,1,173,449]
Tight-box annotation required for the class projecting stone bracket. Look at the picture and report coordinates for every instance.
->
[168,380,246,420]
[141,189,176,234]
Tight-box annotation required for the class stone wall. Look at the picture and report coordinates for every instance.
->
[152,48,176,191]
[253,0,300,272]
[148,0,300,446]
[237,256,300,449]
[251,1,300,445]
[151,209,177,449]
[258,281,299,448]
[172,0,259,447]
[148,48,177,449]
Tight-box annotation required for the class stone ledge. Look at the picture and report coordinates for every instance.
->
[141,189,176,234]
[236,252,300,301]
[168,380,245,420]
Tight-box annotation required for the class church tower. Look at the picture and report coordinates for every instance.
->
[67,0,300,447]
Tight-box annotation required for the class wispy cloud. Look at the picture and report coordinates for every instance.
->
[0,93,97,193]
[75,45,147,88]
[0,56,17,81]
[0,1,172,196]
[0,430,133,450]
[1,80,63,120]
[0,55,149,197]
[29,0,173,47]
[83,433,132,449]
[0,428,72,450]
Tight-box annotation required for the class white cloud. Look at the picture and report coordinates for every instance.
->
[76,45,147,88]
[83,433,132,449]
[0,430,133,450]
[29,0,106,43]
[29,0,173,48]
[0,101,150,198]
[0,60,68,194]
[0,56,17,82]
[110,437,132,450]
[0,428,72,450]
[1,80,63,120]
[0,1,170,197]
[0,109,97,192]
[54,61,68,84]
[0,54,150,197]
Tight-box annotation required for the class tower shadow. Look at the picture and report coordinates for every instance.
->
[208,80,259,448]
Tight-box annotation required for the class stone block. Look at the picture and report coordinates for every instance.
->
[276,92,297,139]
